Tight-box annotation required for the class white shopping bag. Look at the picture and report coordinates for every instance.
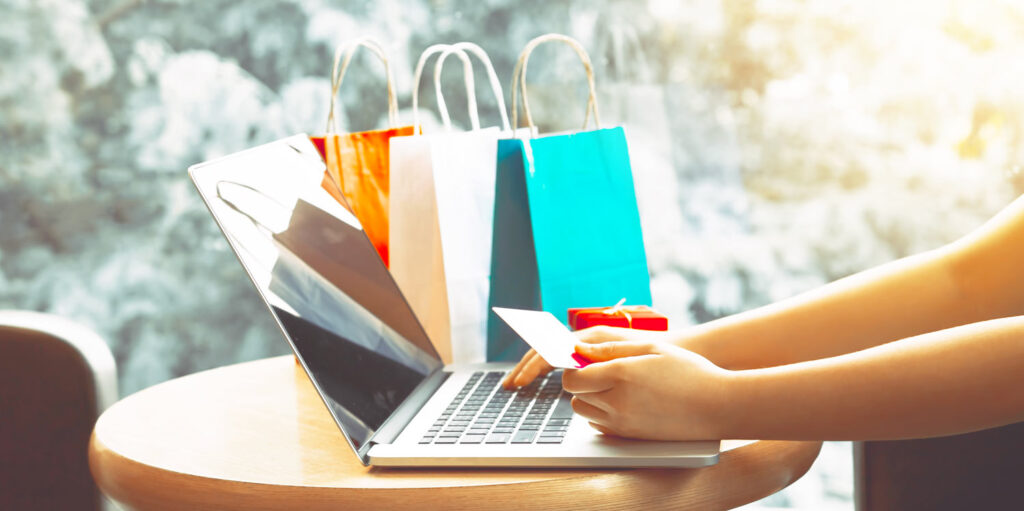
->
[389,43,511,364]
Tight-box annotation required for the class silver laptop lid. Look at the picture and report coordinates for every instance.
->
[189,134,443,459]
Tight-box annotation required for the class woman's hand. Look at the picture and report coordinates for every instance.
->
[563,340,735,441]
[502,326,670,389]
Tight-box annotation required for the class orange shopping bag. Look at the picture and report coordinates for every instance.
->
[311,38,413,266]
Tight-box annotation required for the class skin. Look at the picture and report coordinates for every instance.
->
[502,193,1024,441]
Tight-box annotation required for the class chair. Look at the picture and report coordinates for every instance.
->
[0,311,118,510]
[854,421,1024,510]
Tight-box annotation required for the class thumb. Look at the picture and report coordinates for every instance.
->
[575,341,658,363]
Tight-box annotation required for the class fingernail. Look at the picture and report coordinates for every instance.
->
[571,352,593,368]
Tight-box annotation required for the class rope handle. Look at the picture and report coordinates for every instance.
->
[435,42,512,132]
[411,44,478,133]
[510,34,601,138]
[326,37,398,133]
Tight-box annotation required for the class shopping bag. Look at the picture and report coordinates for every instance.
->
[390,43,511,364]
[312,37,414,266]
[487,34,653,361]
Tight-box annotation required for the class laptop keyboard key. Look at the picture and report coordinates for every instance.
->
[427,370,575,447]
[551,392,574,419]
[511,430,537,444]
[486,433,512,444]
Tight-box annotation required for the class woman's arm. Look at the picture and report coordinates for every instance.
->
[566,315,1024,441]
[726,315,1024,440]
[505,194,1024,387]
[679,194,1024,370]
[507,243,982,388]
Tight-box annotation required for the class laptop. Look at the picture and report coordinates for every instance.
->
[188,134,720,467]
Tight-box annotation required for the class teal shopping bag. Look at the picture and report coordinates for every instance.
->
[487,34,652,361]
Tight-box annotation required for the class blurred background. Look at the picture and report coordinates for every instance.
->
[3,0,1024,508]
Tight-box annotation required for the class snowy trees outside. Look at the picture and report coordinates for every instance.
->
[3,1,1023,508]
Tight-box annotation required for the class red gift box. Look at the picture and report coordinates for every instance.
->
[567,303,668,331]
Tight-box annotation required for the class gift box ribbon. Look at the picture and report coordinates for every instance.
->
[602,298,634,328]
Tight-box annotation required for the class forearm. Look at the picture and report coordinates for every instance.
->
[678,247,969,369]
[679,194,1024,370]
[721,315,1024,440]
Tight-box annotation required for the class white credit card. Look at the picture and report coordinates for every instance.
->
[492,307,591,369]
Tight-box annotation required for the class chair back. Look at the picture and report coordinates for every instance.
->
[855,421,1024,510]
[0,311,117,510]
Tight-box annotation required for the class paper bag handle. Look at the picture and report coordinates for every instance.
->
[435,43,512,132]
[511,33,601,137]
[411,44,478,133]
[326,37,399,133]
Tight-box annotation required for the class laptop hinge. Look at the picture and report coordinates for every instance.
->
[357,368,450,463]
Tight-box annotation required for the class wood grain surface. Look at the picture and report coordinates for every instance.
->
[89,356,821,510]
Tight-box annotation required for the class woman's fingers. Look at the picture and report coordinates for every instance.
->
[571,395,609,423]
[587,421,622,437]
[502,349,533,387]
[575,340,659,363]
[575,325,628,345]
[514,353,553,387]
[502,350,554,389]
[504,326,665,389]
[502,350,537,388]
[573,389,617,414]
[562,363,620,393]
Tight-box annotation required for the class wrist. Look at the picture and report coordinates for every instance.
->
[712,367,746,439]
[672,323,732,369]
[718,365,811,440]
[714,365,789,440]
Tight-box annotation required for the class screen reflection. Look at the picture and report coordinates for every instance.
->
[192,135,442,450]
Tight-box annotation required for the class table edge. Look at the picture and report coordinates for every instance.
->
[91,428,822,510]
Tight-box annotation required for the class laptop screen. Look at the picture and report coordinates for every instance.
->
[189,135,443,452]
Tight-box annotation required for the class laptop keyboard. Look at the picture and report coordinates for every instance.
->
[419,370,573,445]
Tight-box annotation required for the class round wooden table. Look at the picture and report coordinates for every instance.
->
[89,356,821,510]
